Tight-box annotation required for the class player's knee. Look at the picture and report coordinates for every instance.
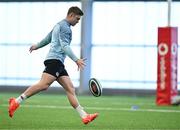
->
[42,86,48,91]
[41,82,51,91]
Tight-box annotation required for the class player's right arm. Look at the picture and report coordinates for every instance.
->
[29,31,52,53]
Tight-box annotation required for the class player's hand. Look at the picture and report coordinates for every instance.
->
[76,58,87,71]
[29,44,38,53]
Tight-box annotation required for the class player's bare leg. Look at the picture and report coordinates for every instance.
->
[23,73,56,97]
[57,76,98,124]
[8,73,56,118]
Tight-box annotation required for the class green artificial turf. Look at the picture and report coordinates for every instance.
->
[0,93,180,130]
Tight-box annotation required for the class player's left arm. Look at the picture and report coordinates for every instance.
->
[59,27,86,70]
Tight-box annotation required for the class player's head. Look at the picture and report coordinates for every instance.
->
[66,6,83,26]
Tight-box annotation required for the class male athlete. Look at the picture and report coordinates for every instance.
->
[8,6,98,125]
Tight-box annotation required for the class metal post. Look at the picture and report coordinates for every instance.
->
[167,0,172,26]
[79,0,93,94]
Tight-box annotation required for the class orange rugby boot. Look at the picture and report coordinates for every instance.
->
[8,98,19,118]
[82,113,98,125]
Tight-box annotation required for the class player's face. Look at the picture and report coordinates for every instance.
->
[71,14,81,26]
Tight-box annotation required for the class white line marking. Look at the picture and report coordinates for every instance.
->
[2,104,180,113]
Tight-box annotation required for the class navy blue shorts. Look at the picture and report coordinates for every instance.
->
[43,59,69,78]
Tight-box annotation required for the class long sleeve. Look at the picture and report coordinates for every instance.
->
[36,31,52,49]
[62,45,79,62]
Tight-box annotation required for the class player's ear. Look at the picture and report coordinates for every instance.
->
[69,12,75,17]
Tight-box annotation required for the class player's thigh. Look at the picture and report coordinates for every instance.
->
[39,72,56,86]
[57,76,74,92]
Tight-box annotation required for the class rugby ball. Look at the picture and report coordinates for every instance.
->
[89,78,102,97]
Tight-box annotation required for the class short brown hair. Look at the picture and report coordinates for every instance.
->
[67,6,83,16]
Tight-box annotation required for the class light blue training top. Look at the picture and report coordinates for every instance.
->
[36,19,78,63]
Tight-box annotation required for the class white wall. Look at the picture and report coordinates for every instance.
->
[0,1,180,90]
[91,2,180,89]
